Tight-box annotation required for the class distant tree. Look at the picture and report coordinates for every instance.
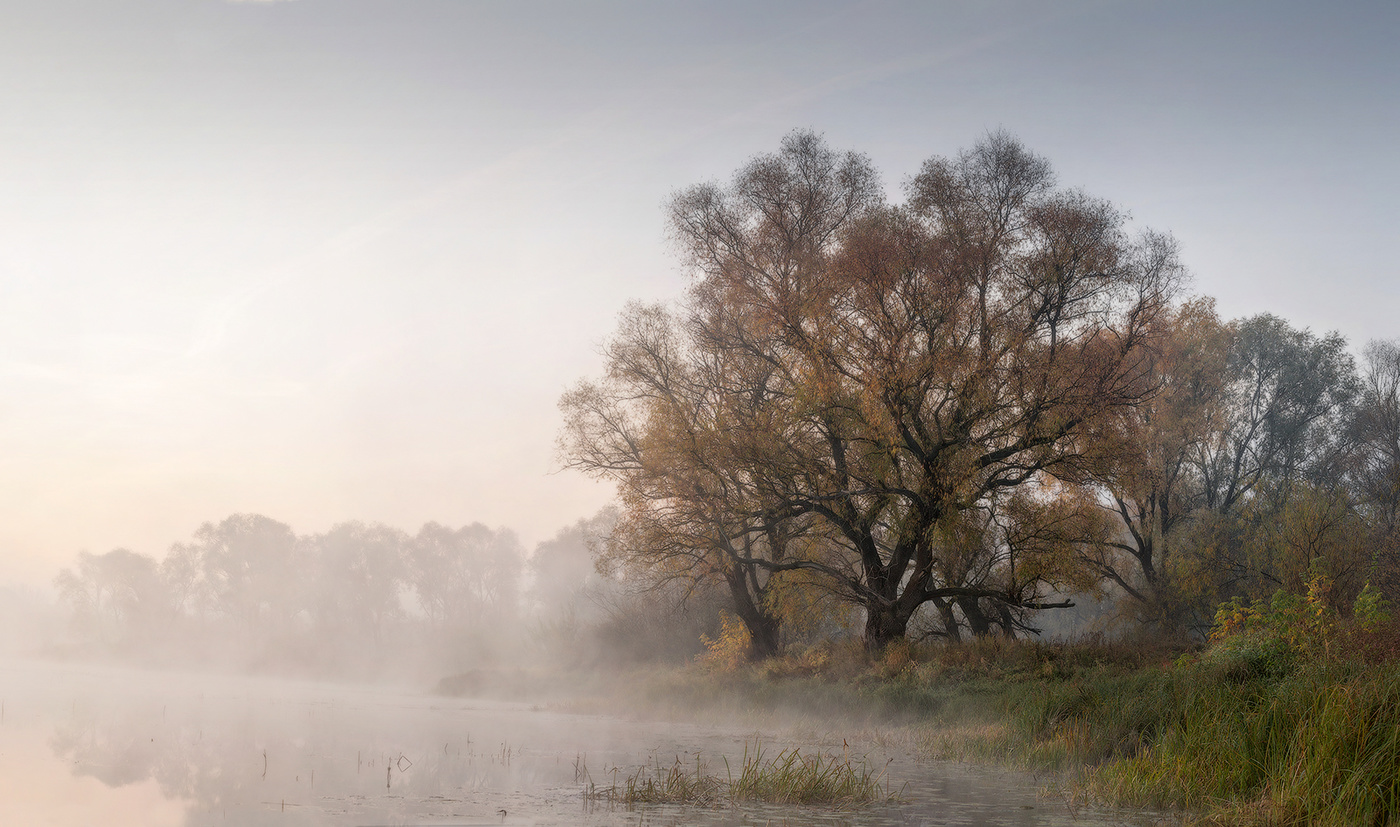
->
[1194,315,1358,514]
[1162,317,1359,620]
[407,522,522,630]
[1349,339,1400,596]
[159,540,206,621]
[177,514,301,635]
[1084,312,1362,631]
[1080,298,1232,628]
[54,549,168,648]
[527,507,616,625]
[1352,340,1400,534]
[303,522,408,645]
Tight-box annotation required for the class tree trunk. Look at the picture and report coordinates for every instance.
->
[993,601,1017,638]
[724,565,782,660]
[931,596,962,643]
[863,603,912,651]
[743,608,782,660]
[957,597,994,637]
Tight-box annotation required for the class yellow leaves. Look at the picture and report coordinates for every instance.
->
[1209,565,1338,655]
[1209,597,1253,644]
[762,568,849,640]
[699,612,752,672]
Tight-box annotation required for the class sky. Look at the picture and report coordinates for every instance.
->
[0,0,1395,585]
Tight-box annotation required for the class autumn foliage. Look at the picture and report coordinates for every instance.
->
[562,130,1400,658]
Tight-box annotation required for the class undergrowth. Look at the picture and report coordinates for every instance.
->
[610,577,1400,826]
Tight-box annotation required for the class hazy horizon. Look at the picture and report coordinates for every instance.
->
[1,0,1395,586]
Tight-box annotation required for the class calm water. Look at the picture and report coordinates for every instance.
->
[0,659,1165,826]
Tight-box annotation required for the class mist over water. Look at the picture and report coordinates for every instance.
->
[0,658,1159,826]
[0,502,1167,825]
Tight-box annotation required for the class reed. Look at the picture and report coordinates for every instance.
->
[909,650,1400,825]
[583,742,897,808]
[726,742,897,806]
[623,754,724,805]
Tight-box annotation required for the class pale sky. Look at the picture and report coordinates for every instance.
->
[0,0,1395,585]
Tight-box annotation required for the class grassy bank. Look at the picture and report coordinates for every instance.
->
[600,623,1400,826]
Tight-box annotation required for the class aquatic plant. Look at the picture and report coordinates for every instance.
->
[726,742,896,806]
[624,754,725,805]
[582,742,897,808]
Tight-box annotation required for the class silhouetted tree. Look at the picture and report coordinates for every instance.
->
[178,514,301,641]
[303,522,408,645]
[407,522,522,656]
[55,549,168,649]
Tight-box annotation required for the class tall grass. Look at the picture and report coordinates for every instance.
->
[591,627,1400,825]
[1086,664,1400,825]
[910,639,1400,825]
[726,742,898,806]
[619,754,724,805]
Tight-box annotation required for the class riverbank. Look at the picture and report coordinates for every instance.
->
[566,628,1400,827]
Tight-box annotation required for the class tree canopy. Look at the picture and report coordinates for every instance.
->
[562,130,1184,649]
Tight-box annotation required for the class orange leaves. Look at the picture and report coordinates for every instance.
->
[566,130,1186,647]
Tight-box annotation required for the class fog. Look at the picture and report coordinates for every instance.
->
[0,506,1142,824]
[2,0,1395,823]
[14,509,714,681]
[0,512,742,824]
[0,0,1394,584]
[3,658,1169,826]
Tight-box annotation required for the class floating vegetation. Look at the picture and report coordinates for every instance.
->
[582,742,899,809]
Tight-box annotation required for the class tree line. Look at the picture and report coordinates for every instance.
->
[560,130,1400,657]
[50,511,670,675]
[50,504,748,675]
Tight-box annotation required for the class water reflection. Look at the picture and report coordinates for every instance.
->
[4,660,1163,826]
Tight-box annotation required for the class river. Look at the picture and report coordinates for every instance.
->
[0,659,1166,826]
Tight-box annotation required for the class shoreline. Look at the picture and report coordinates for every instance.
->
[435,634,1400,827]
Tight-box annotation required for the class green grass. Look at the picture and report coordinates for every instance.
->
[1084,664,1400,826]
[592,630,1400,825]
[910,639,1400,826]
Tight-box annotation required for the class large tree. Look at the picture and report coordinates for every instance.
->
[565,130,1181,649]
